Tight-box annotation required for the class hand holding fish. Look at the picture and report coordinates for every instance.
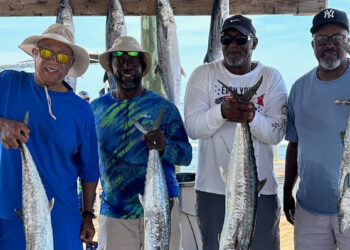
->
[283,193,295,225]
[221,95,255,123]
[143,129,166,153]
[0,118,30,149]
[80,217,95,243]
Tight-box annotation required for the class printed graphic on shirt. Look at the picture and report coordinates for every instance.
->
[214,79,266,114]
[272,105,288,133]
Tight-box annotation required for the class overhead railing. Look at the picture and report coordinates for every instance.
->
[0,0,326,16]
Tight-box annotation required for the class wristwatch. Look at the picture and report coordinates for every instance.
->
[81,210,96,219]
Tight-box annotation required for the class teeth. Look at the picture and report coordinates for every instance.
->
[45,67,57,72]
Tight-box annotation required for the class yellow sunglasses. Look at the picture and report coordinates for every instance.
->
[38,48,72,64]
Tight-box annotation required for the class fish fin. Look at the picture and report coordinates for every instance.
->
[219,166,227,183]
[258,178,267,193]
[23,111,29,126]
[17,111,29,147]
[131,118,148,135]
[138,194,144,207]
[155,65,160,75]
[340,130,346,145]
[14,209,23,220]
[217,76,263,103]
[181,67,186,77]
[203,53,209,64]
[49,198,55,211]
[151,108,163,130]
[103,71,108,83]
[344,173,350,190]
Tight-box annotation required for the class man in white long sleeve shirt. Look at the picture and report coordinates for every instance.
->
[184,15,288,250]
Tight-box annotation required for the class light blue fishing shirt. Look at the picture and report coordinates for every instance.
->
[286,66,350,214]
[91,90,192,219]
[0,70,99,223]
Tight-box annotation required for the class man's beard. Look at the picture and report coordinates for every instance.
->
[115,73,142,91]
[224,51,247,67]
[319,50,341,71]
[319,58,341,71]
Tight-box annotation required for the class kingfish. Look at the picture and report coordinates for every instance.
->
[56,0,77,91]
[336,36,350,234]
[218,77,265,250]
[338,108,350,234]
[105,0,127,90]
[131,109,171,250]
[15,112,55,250]
[156,0,184,107]
[204,0,229,63]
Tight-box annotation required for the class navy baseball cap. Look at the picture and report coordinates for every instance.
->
[221,15,256,37]
[310,8,349,34]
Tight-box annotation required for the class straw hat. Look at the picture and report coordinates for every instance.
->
[99,36,151,76]
[18,23,90,77]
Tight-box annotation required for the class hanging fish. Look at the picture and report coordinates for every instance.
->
[204,0,229,63]
[105,0,127,90]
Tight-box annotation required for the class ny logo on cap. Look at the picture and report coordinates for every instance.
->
[324,9,335,19]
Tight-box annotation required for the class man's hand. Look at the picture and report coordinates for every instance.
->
[80,217,95,243]
[0,118,30,149]
[143,129,166,153]
[221,96,255,123]
[283,193,295,225]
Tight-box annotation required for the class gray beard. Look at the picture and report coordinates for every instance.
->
[319,58,341,71]
[226,56,246,67]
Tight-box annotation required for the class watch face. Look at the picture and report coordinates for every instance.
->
[86,242,98,250]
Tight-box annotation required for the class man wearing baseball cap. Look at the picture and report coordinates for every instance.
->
[0,24,99,249]
[91,36,192,250]
[285,8,350,250]
[184,14,287,250]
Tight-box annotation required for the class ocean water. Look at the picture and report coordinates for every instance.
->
[180,140,288,173]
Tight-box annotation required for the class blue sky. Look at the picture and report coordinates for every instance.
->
[0,0,349,102]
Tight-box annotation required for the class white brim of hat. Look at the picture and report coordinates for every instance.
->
[19,34,90,78]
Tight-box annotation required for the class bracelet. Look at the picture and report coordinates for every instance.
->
[81,210,95,219]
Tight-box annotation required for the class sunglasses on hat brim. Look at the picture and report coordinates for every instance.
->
[112,51,139,57]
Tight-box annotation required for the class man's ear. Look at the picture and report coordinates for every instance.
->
[252,37,258,50]
[32,47,38,57]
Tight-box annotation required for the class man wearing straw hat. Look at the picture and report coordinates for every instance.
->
[91,36,192,250]
[0,23,99,249]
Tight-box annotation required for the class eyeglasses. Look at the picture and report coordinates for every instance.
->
[220,35,252,46]
[112,51,139,57]
[38,48,72,64]
[313,34,348,47]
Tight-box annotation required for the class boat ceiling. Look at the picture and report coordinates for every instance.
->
[0,0,326,16]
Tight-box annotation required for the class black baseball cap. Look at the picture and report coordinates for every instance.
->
[221,15,256,37]
[310,8,349,34]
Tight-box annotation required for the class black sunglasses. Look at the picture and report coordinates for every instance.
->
[220,35,252,46]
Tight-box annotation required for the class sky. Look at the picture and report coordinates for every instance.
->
[0,0,349,103]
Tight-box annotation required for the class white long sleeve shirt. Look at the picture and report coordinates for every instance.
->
[184,61,288,195]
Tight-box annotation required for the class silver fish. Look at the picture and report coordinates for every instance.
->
[156,0,183,107]
[218,77,265,250]
[105,0,127,90]
[56,0,77,91]
[131,109,171,250]
[203,0,229,63]
[16,112,55,250]
[338,107,350,234]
